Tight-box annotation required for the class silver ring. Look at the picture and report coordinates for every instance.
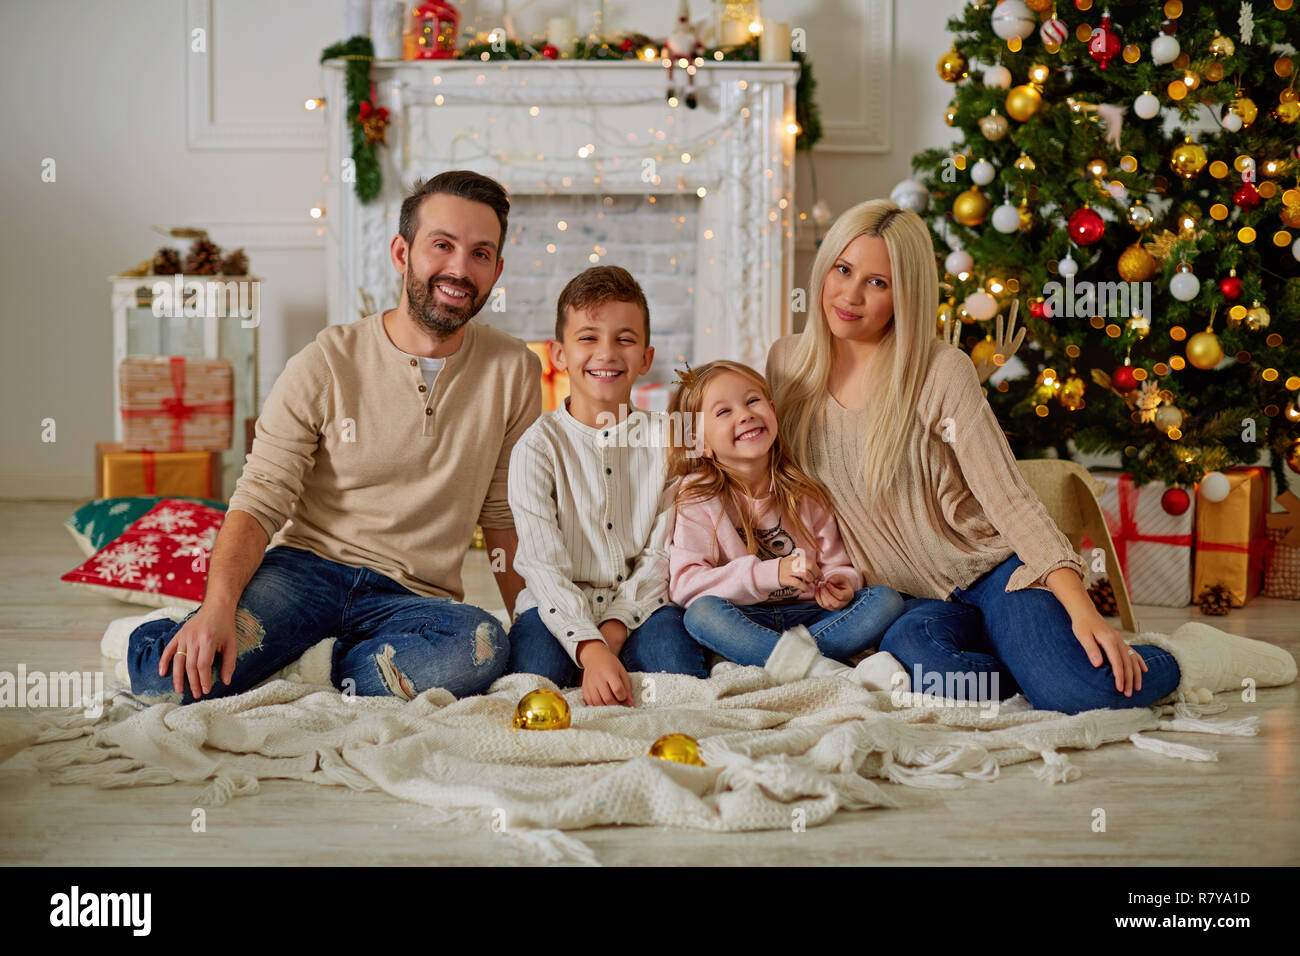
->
[1127,649,1136,656]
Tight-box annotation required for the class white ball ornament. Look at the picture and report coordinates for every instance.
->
[1057,253,1078,278]
[945,249,974,275]
[983,64,1012,89]
[1134,91,1160,119]
[965,289,999,321]
[971,159,996,185]
[991,0,1035,42]
[1293,236,1300,262]
[1151,33,1180,66]
[1221,109,1243,132]
[992,201,1021,233]
[1200,471,1231,503]
[1169,265,1201,302]
[811,199,833,226]
[890,178,929,213]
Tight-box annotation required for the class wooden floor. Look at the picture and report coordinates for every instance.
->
[1,499,1297,866]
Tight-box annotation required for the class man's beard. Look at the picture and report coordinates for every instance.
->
[405,267,489,336]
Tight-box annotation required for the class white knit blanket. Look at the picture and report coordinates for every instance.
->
[32,659,1258,856]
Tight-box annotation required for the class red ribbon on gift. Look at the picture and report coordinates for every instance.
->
[121,356,234,451]
[1195,502,1271,578]
[141,450,155,494]
[1108,474,1193,580]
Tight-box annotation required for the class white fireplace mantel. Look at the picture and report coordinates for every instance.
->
[323,59,799,368]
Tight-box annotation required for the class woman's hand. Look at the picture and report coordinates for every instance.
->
[1071,608,1147,697]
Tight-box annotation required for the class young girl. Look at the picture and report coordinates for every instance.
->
[666,360,906,688]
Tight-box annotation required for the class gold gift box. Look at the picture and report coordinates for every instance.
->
[95,442,220,499]
[1193,466,1270,607]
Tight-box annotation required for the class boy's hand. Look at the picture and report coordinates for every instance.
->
[778,550,821,592]
[814,573,855,611]
[576,640,634,707]
[597,618,629,657]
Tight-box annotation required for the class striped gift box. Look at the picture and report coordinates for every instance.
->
[120,356,234,452]
[1091,470,1194,607]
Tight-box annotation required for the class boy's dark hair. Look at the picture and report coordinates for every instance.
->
[398,170,510,256]
[555,265,651,341]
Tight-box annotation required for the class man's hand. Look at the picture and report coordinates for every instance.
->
[814,573,855,611]
[576,640,633,707]
[597,618,629,657]
[159,603,239,699]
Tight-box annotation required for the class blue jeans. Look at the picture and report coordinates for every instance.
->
[126,546,509,704]
[878,556,1181,714]
[681,586,905,667]
[507,605,709,687]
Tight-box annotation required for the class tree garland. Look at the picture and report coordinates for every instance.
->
[322,34,822,204]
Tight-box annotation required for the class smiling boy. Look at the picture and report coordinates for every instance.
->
[506,266,708,705]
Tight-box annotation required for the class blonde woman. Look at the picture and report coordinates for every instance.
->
[765,198,1295,714]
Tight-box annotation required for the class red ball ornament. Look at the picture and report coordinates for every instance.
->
[1233,183,1261,210]
[1068,207,1106,245]
[1161,487,1191,516]
[541,43,560,59]
[1029,299,1052,319]
[1112,364,1138,391]
[620,37,635,52]
[1088,13,1121,70]
[1219,275,1242,300]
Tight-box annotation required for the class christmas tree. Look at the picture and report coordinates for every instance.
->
[910,0,1300,495]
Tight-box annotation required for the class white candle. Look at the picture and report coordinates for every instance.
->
[547,16,576,48]
[759,19,791,61]
[720,18,750,47]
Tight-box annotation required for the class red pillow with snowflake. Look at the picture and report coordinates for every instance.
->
[61,498,224,609]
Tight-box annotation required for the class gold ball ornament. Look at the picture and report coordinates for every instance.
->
[1059,376,1086,411]
[1280,205,1300,229]
[952,187,991,226]
[1170,140,1208,179]
[1185,330,1224,370]
[1275,101,1300,125]
[944,103,959,126]
[971,337,999,367]
[1127,200,1154,231]
[1025,0,1053,10]
[512,688,572,730]
[649,733,705,766]
[1006,83,1043,122]
[1209,33,1236,57]
[1013,152,1037,171]
[1231,96,1258,127]
[938,47,968,82]
[1154,405,1184,432]
[1245,302,1271,331]
[1118,243,1158,282]
[979,111,1010,141]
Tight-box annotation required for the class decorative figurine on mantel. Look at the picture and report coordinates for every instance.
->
[663,0,706,109]
[414,0,459,59]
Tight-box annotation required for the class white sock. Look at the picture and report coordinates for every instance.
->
[853,651,909,692]
[1130,622,1297,700]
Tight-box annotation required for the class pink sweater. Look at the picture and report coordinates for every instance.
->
[669,478,864,607]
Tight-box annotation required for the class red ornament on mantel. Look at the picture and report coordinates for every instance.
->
[1219,272,1242,300]
[1112,364,1138,391]
[1233,183,1262,210]
[1089,12,1121,70]
[1161,486,1191,516]
[415,0,459,59]
[541,43,560,60]
[1068,206,1106,245]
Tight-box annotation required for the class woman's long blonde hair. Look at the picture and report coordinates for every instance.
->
[774,199,939,513]
[668,360,831,555]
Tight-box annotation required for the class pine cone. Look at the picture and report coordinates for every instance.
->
[1088,577,1118,617]
[183,237,222,276]
[152,247,182,275]
[1196,584,1233,616]
[219,247,249,275]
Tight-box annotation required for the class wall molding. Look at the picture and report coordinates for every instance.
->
[810,0,892,154]
[199,219,328,250]
[185,0,326,150]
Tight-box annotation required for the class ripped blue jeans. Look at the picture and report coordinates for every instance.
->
[125,545,508,704]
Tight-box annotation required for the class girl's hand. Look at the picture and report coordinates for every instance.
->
[814,574,854,611]
[779,550,820,591]
[1072,609,1147,697]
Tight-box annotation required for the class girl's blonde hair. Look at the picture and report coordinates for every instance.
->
[668,360,831,555]
[774,199,939,513]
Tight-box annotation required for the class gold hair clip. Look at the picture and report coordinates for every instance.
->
[672,361,699,389]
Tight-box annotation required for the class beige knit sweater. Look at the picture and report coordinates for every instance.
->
[228,313,541,600]
[766,335,1084,600]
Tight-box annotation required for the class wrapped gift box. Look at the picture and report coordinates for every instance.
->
[1085,470,1194,607]
[1194,466,1270,607]
[95,442,220,499]
[525,341,570,413]
[632,382,673,413]
[1263,490,1300,600]
[119,355,234,451]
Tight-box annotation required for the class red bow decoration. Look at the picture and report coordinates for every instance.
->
[358,100,390,146]
[121,356,234,452]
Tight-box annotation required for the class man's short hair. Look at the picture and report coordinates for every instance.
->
[555,265,651,341]
[398,170,510,256]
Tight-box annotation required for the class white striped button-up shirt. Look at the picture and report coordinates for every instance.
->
[508,402,675,664]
